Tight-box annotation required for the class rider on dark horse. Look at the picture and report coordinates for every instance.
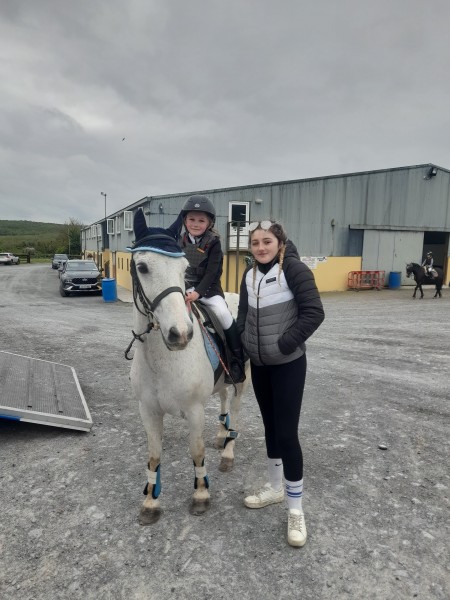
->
[422,252,436,279]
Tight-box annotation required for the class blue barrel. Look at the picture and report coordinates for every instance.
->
[388,271,402,289]
[102,278,117,302]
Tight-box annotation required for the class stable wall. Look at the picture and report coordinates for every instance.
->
[111,252,363,294]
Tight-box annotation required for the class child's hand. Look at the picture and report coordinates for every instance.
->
[185,290,200,303]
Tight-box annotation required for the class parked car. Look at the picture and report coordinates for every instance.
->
[52,253,68,270]
[0,252,20,265]
[59,260,102,296]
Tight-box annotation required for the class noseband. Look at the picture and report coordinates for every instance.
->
[130,257,184,324]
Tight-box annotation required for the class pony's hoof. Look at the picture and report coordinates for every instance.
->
[189,499,210,516]
[139,506,162,525]
[219,457,234,472]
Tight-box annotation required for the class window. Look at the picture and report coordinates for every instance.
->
[107,219,115,235]
[124,211,133,231]
[228,201,250,250]
[115,215,121,234]
[97,224,102,238]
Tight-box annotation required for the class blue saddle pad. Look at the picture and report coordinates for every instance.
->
[200,328,220,371]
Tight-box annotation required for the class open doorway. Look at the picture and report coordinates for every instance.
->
[422,232,448,272]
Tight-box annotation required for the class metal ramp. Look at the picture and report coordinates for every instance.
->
[0,351,93,431]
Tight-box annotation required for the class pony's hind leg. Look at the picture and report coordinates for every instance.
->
[139,410,163,525]
[218,383,244,472]
[186,407,210,515]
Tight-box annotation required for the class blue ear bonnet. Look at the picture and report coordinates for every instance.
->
[127,211,185,257]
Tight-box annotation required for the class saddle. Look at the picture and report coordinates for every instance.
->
[190,302,231,385]
[424,268,438,279]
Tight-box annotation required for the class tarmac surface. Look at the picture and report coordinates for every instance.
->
[0,263,449,600]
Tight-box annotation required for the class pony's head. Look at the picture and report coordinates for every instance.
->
[406,263,413,278]
[131,250,193,350]
[128,209,193,350]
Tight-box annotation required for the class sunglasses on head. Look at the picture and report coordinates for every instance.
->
[248,220,273,232]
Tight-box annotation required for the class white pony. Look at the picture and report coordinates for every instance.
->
[128,245,248,525]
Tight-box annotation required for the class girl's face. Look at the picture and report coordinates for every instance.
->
[184,211,211,237]
[250,229,281,264]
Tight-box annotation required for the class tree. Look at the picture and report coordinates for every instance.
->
[57,218,83,257]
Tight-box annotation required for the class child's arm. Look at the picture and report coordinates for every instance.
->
[195,238,223,298]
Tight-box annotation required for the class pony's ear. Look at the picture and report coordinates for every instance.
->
[133,209,148,240]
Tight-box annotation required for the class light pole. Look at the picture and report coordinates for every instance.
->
[101,192,107,274]
[101,191,107,223]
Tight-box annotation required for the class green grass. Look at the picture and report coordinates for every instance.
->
[0,220,77,256]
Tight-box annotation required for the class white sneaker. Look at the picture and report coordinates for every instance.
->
[244,483,284,509]
[287,509,307,547]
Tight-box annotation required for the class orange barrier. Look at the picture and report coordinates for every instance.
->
[348,270,385,291]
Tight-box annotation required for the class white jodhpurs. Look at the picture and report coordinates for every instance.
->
[199,295,233,330]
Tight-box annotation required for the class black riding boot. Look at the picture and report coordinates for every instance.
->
[224,321,246,384]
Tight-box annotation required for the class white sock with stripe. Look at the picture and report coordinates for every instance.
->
[267,458,283,491]
[285,478,303,511]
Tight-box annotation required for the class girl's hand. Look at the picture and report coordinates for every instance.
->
[185,290,200,303]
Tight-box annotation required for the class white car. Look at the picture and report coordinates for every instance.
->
[0,252,20,265]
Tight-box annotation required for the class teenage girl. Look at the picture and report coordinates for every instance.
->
[237,220,324,547]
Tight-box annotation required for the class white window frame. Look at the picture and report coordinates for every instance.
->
[228,201,250,250]
[124,210,133,231]
[115,215,121,234]
[97,224,102,238]
[107,218,115,235]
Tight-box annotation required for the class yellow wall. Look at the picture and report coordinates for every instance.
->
[313,257,362,292]
[106,252,377,294]
[223,254,363,293]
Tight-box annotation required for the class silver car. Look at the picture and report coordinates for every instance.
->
[0,252,20,265]
[52,253,68,270]
[59,260,102,297]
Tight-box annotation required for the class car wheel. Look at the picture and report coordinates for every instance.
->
[60,287,70,297]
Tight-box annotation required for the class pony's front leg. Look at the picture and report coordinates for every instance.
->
[413,284,418,298]
[139,409,163,525]
[186,407,210,516]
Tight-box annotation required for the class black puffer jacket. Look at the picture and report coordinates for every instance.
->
[237,240,325,365]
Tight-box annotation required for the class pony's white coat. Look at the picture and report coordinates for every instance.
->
[130,250,247,523]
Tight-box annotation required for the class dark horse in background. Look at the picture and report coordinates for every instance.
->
[406,263,444,298]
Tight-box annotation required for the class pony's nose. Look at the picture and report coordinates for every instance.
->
[168,325,193,346]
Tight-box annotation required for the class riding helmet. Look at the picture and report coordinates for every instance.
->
[427,251,433,256]
[181,195,216,224]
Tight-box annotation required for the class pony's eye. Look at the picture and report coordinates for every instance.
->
[137,263,149,274]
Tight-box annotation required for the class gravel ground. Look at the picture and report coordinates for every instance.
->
[0,263,449,600]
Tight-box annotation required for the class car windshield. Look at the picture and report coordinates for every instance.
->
[55,255,68,259]
[66,262,98,271]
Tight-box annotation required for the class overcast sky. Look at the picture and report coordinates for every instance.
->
[1,0,449,225]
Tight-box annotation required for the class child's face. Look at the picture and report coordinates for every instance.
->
[185,211,211,237]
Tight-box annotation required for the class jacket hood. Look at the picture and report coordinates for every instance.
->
[284,239,300,260]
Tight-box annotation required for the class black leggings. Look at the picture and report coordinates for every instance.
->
[250,353,307,482]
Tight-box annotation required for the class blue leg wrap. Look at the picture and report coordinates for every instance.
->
[219,413,230,429]
[152,464,161,499]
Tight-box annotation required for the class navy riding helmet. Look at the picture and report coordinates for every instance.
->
[181,195,216,225]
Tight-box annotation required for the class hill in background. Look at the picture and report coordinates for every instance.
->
[0,220,81,256]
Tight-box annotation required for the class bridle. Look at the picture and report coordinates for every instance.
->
[124,256,185,360]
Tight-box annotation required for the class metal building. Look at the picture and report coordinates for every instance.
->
[81,163,450,292]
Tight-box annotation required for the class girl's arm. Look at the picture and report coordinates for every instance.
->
[278,259,325,355]
[195,238,223,297]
